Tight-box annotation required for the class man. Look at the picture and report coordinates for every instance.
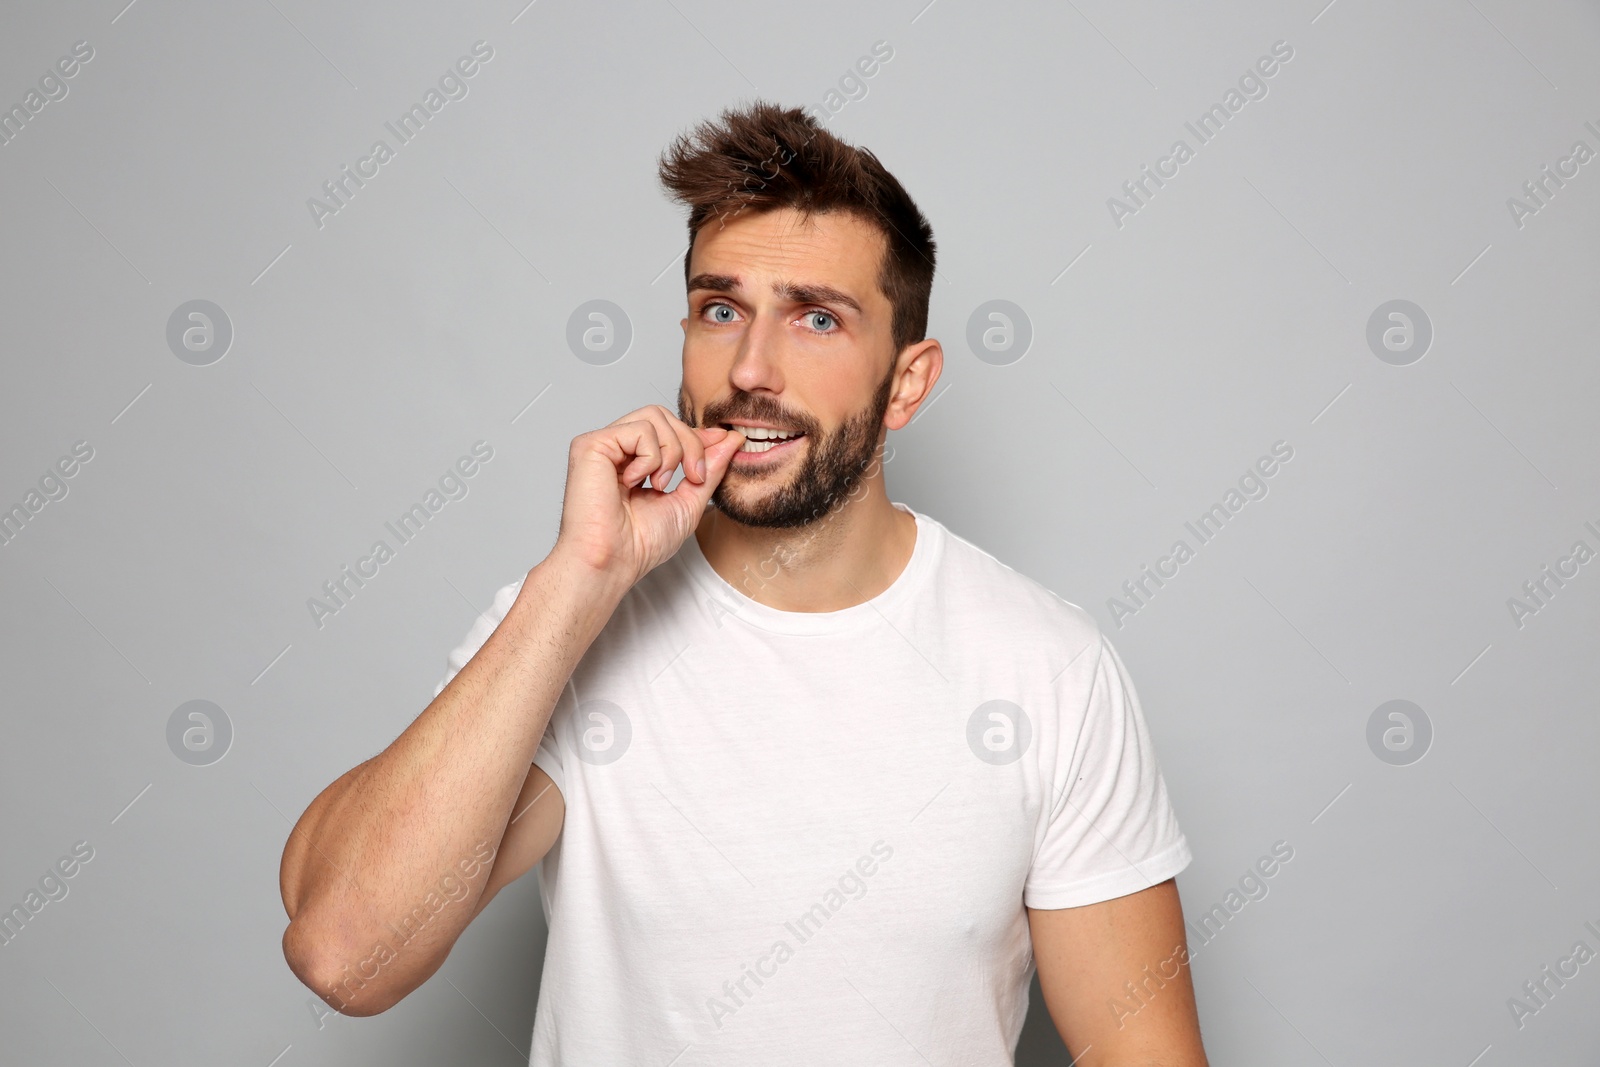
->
[279,101,1208,1065]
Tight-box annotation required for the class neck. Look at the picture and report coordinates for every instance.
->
[693,476,917,612]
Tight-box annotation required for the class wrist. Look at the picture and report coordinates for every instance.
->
[533,547,633,617]
[494,553,629,677]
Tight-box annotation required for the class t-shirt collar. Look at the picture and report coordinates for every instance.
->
[676,502,941,636]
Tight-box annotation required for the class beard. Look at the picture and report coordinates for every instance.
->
[679,361,894,529]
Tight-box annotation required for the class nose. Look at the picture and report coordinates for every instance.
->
[727,307,786,395]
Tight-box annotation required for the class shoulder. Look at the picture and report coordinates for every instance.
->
[924,514,1104,660]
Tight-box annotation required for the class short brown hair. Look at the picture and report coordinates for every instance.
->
[658,100,936,357]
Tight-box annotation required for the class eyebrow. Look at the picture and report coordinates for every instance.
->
[687,273,863,316]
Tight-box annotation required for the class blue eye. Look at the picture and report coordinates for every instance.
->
[805,311,836,332]
[706,303,737,323]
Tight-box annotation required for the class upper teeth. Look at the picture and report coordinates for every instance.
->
[731,426,801,440]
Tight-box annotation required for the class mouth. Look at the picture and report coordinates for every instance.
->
[721,423,807,459]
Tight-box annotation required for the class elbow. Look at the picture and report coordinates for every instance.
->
[282,916,402,1018]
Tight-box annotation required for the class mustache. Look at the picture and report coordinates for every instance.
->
[702,396,816,434]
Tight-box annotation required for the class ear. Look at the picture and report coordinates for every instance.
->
[884,338,943,431]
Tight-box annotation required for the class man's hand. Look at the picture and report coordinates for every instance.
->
[553,404,745,587]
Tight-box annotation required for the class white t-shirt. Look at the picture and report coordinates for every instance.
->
[432,503,1191,1065]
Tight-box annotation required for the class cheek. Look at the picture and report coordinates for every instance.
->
[825,366,888,419]
[681,360,723,398]
[678,362,735,424]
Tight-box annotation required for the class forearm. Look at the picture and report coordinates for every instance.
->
[281,552,625,1011]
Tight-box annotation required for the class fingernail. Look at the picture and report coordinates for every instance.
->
[695,458,706,480]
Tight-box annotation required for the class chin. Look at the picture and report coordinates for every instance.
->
[712,488,816,529]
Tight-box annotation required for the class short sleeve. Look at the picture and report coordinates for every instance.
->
[429,576,566,796]
[1024,632,1191,910]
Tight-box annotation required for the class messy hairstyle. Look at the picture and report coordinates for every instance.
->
[657,100,936,357]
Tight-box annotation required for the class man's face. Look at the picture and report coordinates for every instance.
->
[677,206,898,529]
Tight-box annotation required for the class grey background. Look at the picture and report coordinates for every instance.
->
[2,0,1597,1063]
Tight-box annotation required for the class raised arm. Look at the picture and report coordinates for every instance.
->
[1028,878,1209,1065]
[279,556,621,1015]
[277,407,745,1016]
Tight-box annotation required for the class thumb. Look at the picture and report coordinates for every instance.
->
[704,426,746,478]
[668,427,743,513]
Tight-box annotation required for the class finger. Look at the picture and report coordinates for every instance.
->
[609,421,662,488]
[634,406,688,491]
[646,405,714,485]
[667,426,744,513]
[603,407,692,488]
[706,425,746,479]
[607,408,676,491]
[604,406,688,476]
